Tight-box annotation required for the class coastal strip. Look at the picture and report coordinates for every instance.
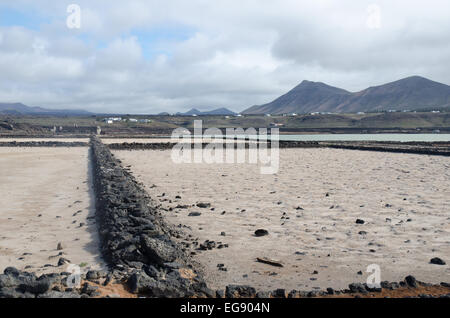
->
[107,140,450,156]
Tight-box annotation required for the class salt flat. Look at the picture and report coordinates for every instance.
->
[0,138,89,143]
[113,148,450,290]
[0,137,89,143]
[0,147,105,275]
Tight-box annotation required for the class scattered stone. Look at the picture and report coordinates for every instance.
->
[216,290,225,298]
[254,229,269,237]
[225,285,256,298]
[38,291,81,298]
[86,270,100,281]
[405,275,418,288]
[81,283,99,296]
[256,291,271,298]
[57,258,71,266]
[430,257,446,265]
[272,289,286,298]
[256,257,283,267]
[188,212,201,217]
[356,219,365,224]
[349,283,367,294]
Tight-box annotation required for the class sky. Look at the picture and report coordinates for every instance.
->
[0,0,449,114]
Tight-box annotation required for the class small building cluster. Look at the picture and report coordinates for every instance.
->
[102,117,151,124]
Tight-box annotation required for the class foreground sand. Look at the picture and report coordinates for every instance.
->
[0,147,105,275]
[0,138,89,143]
[113,148,450,291]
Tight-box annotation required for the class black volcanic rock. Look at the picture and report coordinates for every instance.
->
[405,275,418,288]
[254,229,269,237]
[430,257,446,265]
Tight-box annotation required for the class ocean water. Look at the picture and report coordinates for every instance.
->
[232,134,450,142]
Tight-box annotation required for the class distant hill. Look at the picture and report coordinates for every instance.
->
[203,107,237,115]
[179,108,203,116]
[0,102,92,116]
[242,76,450,114]
[177,107,237,116]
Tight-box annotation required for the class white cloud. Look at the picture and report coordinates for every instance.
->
[0,0,449,113]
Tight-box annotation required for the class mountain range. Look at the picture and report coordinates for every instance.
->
[3,76,450,116]
[0,103,92,116]
[175,107,237,116]
[242,76,450,114]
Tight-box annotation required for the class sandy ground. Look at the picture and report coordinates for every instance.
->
[113,148,450,291]
[0,147,105,275]
[0,138,89,142]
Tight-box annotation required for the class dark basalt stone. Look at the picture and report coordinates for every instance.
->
[405,275,418,288]
[430,257,446,265]
[348,283,368,294]
[254,229,269,237]
[140,235,178,265]
[225,285,256,298]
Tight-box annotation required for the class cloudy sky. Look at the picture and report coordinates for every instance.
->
[0,0,449,114]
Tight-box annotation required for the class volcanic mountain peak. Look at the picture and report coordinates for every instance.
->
[242,76,450,114]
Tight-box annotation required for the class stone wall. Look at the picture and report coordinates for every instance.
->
[90,136,211,297]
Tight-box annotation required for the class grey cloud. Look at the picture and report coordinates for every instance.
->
[0,0,449,113]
